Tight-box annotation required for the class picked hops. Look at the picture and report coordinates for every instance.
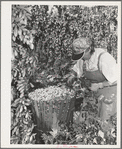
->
[28,86,75,101]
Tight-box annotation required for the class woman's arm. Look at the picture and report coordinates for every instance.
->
[102,80,117,87]
[84,70,107,83]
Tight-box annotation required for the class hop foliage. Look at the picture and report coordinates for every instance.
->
[11,4,118,144]
[11,97,36,144]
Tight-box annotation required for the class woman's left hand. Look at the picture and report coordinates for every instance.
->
[89,83,103,91]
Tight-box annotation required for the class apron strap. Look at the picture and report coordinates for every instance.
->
[83,51,107,83]
[97,52,106,72]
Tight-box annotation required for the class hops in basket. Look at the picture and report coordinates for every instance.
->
[28,85,75,101]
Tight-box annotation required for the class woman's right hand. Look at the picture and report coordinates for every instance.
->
[67,74,76,87]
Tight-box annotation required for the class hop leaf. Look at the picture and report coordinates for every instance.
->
[30,44,34,50]
[14,50,18,57]
[19,11,22,18]
[50,112,60,138]
[12,35,16,41]
[14,26,18,37]
[18,28,22,36]
[98,130,104,139]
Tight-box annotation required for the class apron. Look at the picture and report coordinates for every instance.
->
[95,52,117,121]
[77,52,117,123]
[96,85,117,121]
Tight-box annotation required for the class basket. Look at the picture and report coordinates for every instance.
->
[29,85,76,132]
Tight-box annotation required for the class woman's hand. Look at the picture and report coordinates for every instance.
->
[67,74,76,87]
[67,69,78,87]
[89,83,103,91]
[89,83,99,91]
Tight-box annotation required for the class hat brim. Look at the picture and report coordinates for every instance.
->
[72,52,84,60]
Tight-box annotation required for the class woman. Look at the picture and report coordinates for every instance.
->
[68,37,117,122]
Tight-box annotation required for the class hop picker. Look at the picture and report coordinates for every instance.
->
[67,37,117,124]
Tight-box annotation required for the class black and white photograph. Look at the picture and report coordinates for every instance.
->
[1,1,121,148]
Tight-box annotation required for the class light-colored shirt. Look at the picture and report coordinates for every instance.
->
[72,48,117,84]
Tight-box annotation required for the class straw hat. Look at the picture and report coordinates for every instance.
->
[72,37,91,60]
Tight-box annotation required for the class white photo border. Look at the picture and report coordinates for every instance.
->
[1,1,121,148]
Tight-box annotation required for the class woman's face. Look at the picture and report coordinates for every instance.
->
[82,49,91,61]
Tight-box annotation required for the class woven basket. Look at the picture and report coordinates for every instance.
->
[29,86,76,132]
